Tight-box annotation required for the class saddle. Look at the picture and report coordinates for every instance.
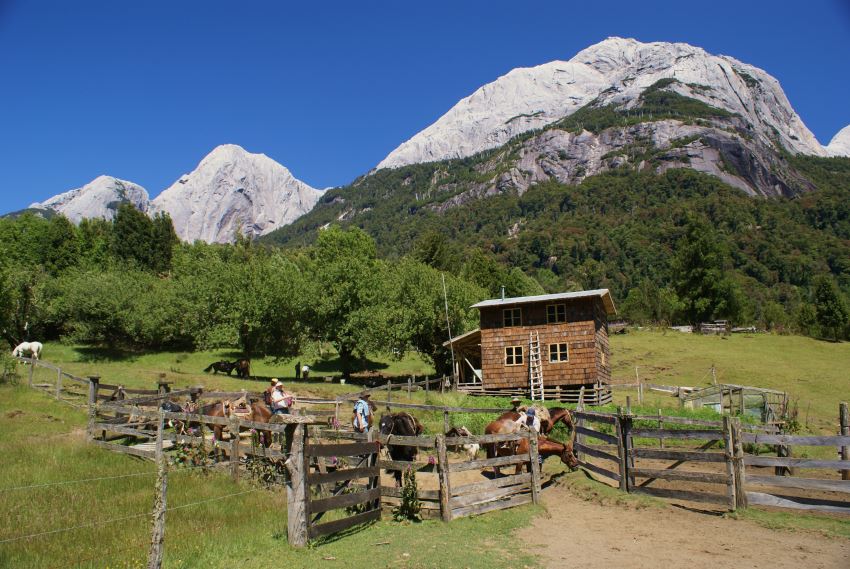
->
[224,396,252,419]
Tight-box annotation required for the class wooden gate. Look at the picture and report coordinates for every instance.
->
[304,440,381,540]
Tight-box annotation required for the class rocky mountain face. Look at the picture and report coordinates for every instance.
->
[29,175,150,223]
[151,145,322,243]
[376,37,848,198]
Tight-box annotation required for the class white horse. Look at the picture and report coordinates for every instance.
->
[12,341,42,360]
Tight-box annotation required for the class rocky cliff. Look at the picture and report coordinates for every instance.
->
[29,175,150,223]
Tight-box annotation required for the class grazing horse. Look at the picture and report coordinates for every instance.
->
[12,341,42,360]
[203,360,236,375]
[234,359,251,379]
[379,412,424,485]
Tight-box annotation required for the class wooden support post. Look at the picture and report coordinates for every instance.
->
[443,410,450,434]
[87,376,100,440]
[840,402,849,481]
[575,390,585,462]
[722,416,737,510]
[386,380,391,406]
[626,396,632,415]
[334,402,340,428]
[730,417,747,509]
[229,416,240,482]
[436,434,452,522]
[55,368,62,400]
[615,407,629,492]
[28,359,34,387]
[284,423,308,547]
[739,388,745,416]
[657,409,664,449]
[407,377,412,399]
[425,375,430,394]
[147,408,168,569]
[528,433,541,504]
[366,429,380,511]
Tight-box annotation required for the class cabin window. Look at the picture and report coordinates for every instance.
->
[505,346,524,366]
[549,343,569,363]
[600,350,607,367]
[546,304,566,323]
[503,307,522,327]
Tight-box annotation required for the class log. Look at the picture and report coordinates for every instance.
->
[450,492,532,519]
[451,473,532,497]
[730,417,747,509]
[528,434,540,504]
[449,485,528,509]
[285,424,308,548]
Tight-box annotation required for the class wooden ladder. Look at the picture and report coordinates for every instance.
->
[528,331,544,401]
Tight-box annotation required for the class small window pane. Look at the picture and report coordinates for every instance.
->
[549,343,569,362]
[505,346,524,365]
[503,308,521,327]
[547,304,566,323]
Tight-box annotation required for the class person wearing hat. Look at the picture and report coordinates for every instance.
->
[510,396,522,412]
[516,406,541,433]
[270,379,293,415]
[352,392,372,433]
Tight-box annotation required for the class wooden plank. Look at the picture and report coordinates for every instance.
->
[449,484,529,509]
[744,456,850,469]
[574,442,619,463]
[448,453,530,473]
[92,423,153,438]
[304,442,379,458]
[89,439,155,459]
[308,508,381,539]
[451,473,531,497]
[451,492,532,519]
[381,495,441,509]
[579,460,621,482]
[631,428,723,441]
[630,415,722,427]
[377,459,433,472]
[746,475,850,494]
[575,426,618,445]
[307,467,379,486]
[309,487,381,514]
[378,434,436,447]
[633,486,731,507]
[380,486,441,500]
[742,434,850,447]
[572,411,617,424]
[633,449,727,463]
[363,400,510,414]
[746,492,850,514]
[445,433,526,445]
[632,468,728,484]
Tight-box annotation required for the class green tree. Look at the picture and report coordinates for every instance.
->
[42,215,79,275]
[111,203,155,270]
[150,212,179,274]
[813,276,849,341]
[671,218,741,325]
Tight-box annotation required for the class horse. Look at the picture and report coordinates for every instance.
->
[495,434,579,475]
[484,406,576,475]
[378,412,424,485]
[445,426,479,460]
[203,360,236,375]
[234,359,251,379]
[177,400,273,451]
[12,341,42,360]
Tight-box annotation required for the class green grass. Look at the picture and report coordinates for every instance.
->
[735,508,850,540]
[609,329,850,433]
[0,383,540,569]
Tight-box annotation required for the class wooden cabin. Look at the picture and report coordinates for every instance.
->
[446,289,616,403]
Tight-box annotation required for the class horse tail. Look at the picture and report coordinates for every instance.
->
[203,363,214,373]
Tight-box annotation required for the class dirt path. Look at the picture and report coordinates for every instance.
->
[519,484,850,569]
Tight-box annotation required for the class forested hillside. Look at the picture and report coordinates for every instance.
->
[265,154,850,338]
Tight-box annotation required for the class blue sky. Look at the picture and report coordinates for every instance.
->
[1,0,849,213]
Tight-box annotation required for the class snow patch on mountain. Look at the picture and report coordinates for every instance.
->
[29,175,150,223]
[826,125,850,157]
[151,144,322,243]
[377,37,829,170]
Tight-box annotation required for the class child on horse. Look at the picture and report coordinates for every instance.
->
[267,379,294,415]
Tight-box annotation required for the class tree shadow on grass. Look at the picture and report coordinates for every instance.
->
[74,345,141,363]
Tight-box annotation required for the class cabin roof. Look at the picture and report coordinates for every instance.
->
[471,288,616,316]
[442,328,481,348]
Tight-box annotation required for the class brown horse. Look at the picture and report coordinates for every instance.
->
[495,435,578,475]
[484,406,577,475]
[234,359,251,379]
[180,400,273,449]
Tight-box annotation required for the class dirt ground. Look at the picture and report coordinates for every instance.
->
[519,483,850,569]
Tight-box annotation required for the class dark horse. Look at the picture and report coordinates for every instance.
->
[378,412,424,485]
[234,359,251,379]
[204,360,236,375]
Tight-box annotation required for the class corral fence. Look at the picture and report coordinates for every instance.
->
[574,402,850,514]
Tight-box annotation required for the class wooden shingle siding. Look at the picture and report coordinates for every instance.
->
[479,297,609,389]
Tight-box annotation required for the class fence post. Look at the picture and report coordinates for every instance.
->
[407,377,412,399]
[731,417,747,509]
[840,403,849,481]
[386,380,391,405]
[436,434,452,522]
[147,407,168,569]
[229,416,240,482]
[28,358,34,387]
[55,368,62,400]
[528,433,541,504]
[657,409,664,449]
[722,416,737,510]
[87,376,100,440]
[575,391,585,463]
[425,375,430,394]
[284,423,308,547]
[443,410,450,434]
[615,407,629,492]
